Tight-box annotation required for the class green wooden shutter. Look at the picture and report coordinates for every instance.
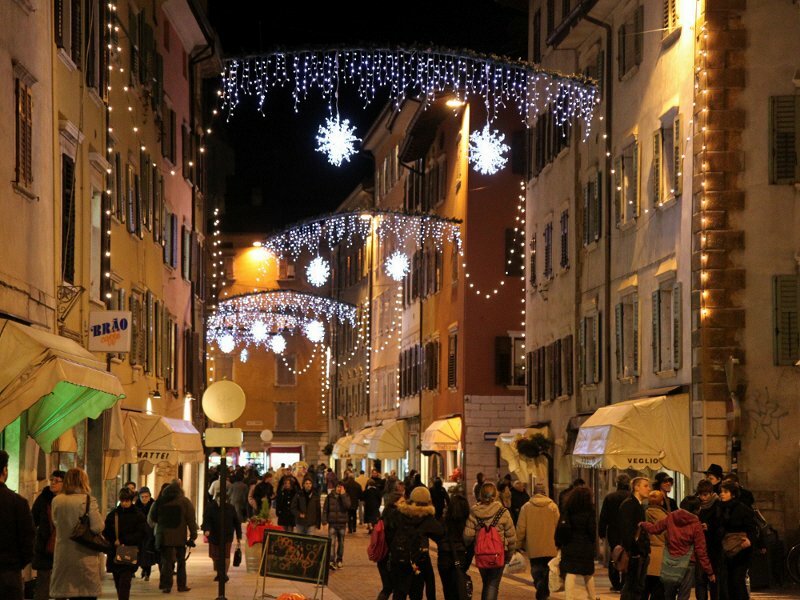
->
[614,157,623,225]
[673,115,683,195]
[652,290,661,372]
[632,296,640,376]
[632,140,640,217]
[495,336,512,386]
[634,5,644,65]
[773,275,800,365]
[653,130,662,205]
[672,282,682,370]
[770,96,799,184]
[615,303,623,379]
[578,318,586,385]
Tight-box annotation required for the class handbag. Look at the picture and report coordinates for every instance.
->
[70,495,111,553]
[722,532,749,557]
[114,513,139,566]
[660,544,693,585]
[611,544,630,574]
[233,541,242,567]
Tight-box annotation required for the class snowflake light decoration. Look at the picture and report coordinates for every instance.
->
[306,256,330,287]
[219,334,236,354]
[316,116,360,167]
[270,334,287,354]
[468,125,510,175]
[385,251,411,281]
[304,320,326,343]
[251,320,269,343]
[240,348,249,363]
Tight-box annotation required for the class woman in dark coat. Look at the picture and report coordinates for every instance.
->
[555,485,597,599]
[135,486,156,581]
[275,476,299,531]
[718,481,758,600]
[363,478,383,532]
[430,478,450,521]
[103,487,148,600]
[436,493,471,600]
[202,498,243,582]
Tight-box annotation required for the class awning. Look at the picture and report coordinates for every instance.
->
[368,419,408,459]
[331,435,353,460]
[103,403,127,480]
[572,394,690,475]
[421,416,462,452]
[120,410,205,465]
[349,427,379,458]
[495,425,550,482]
[0,319,125,452]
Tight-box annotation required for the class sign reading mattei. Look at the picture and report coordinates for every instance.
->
[88,311,132,353]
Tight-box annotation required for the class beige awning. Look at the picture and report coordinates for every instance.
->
[572,394,690,475]
[120,410,205,465]
[368,419,408,459]
[0,319,125,452]
[331,435,353,460]
[421,416,462,452]
[103,403,127,479]
[348,427,379,458]
[495,426,550,482]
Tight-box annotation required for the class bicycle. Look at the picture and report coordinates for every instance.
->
[787,541,800,584]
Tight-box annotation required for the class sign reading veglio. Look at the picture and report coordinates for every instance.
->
[88,311,132,353]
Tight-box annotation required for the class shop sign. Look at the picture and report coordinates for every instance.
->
[88,311,132,352]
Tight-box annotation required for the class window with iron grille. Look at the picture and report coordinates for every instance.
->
[543,223,553,279]
[559,210,569,269]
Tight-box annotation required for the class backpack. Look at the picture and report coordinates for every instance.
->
[368,519,388,562]
[390,518,424,566]
[474,508,506,569]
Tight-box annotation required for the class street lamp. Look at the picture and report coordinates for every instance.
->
[202,380,246,600]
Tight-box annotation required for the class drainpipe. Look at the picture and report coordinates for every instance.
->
[583,15,614,405]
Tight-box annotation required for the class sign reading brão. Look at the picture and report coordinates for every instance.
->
[88,311,132,353]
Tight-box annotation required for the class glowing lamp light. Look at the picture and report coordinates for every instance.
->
[304,320,326,343]
[270,334,287,354]
[468,125,510,175]
[239,348,249,363]
[385,251,411,281]
[315,116,360,166]
[306,256,330,287]
[251,320,269,343]
[219,334,236,354]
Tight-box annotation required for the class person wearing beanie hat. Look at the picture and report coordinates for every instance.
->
[598,472,632,591]
[704,464,724,494]
[135,486,156,581]
[384,483,443,599]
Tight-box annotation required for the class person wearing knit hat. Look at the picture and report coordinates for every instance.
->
[704,464,724,494]
[135,486,156,581]
[384,485,443,599]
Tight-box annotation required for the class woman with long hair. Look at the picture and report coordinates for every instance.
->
[437,493,472,600]
[464,482,517,600]
[50,468,105,600]
[718,481,758,600]
[556,486,596,600]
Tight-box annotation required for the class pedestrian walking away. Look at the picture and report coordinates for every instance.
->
[103,487,148,600]
[363,478,383,533]
[516,482,559,600]
[343,471,363,533]
[0,450,34,600]
[147,479,198,593]
[430,477,450,521]
[436,493,472,600]
[619,476,652,600]
[556,485,597,600]
[643,490,668,600]
[598,472,631,591]
[31,469,64,600]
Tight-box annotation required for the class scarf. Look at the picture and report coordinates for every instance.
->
[700,493,718,511]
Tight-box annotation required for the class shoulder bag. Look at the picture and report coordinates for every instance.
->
[722,532,749,557]
[114,512,139,566]
[70,495,111,553]
[660,543,693,585]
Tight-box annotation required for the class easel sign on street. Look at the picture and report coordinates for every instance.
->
[253,529,330,600]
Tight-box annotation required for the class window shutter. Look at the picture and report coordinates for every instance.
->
[672,282,682,370]
[547,344,555,401]
[613,157,623,226]
[663,0,670,30]
[71,0,81,65]
[154,52,164,110]
[129,295,139,366]
[529,234,537,286]
[145,291,153,372]
[554,338,562,398]
[61,155,76,284]
[525,351,533,404]
[596,50,605,99]
[615,303,623,378]
[617,23,625,79]
[770,96,799,184]
[634,5,644,65]
[673,115,683,195]
[495,336,512,386]
[632,140,640,217]
[531,348,540,403]
[632,296,640,376]
[538,347,546,401]
[155,300,162,377]
[582,183,590,245]
[560,210,569,268]
[171,214,178,269]
[578,318,586,385]
[135,172,142,238]
[593,172,602,240]
[652,130,662,204]
[594,312,602,383]
[563,334,574,395]
[773,275,800,365]
[55,0,65,47]
[652,290,661,372]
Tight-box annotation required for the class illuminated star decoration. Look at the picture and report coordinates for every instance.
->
[306,256,331,287]
[251,320,269,343]
[219,334,235,354]
[316,116,360,166]
[239,348,249,363]
[270,334,287,354]
[385,251,411,281]
[304,320,326,343]
[468,125,510,175]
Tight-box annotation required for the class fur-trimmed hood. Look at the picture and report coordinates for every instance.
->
[396,497,436,519]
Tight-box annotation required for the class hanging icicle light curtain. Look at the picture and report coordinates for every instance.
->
[219,46,599,137]
[259,209,462,261]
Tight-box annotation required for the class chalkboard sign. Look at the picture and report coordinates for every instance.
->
[259,529,331,585]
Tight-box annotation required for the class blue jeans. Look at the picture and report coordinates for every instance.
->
[328,526,345,562]
[296,524,317,535]
[663,565,694,600]
[478,566,504,600]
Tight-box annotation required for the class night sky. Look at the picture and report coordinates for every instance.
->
[206,1,528,233]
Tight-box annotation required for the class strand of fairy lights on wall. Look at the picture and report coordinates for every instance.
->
[695,7,710,323]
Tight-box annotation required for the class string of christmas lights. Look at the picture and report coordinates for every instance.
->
[219,46,599,136]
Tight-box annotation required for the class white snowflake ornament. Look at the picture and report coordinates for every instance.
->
[468,125,510,175]
[316,116,360,167]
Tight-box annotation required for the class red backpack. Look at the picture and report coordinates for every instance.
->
[474,508,506,569]
[367,519,388,562]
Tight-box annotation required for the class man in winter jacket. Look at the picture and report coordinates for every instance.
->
[343,472,363,533]
[148,480,198,593]
[323,483,351,569]
[598,472,631,591]
[0,450,34,600]
[31,470,64,600]
[640,496,716,599]
[292,477,322,534]
[516,483,559,600]
[619,476,651,600]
